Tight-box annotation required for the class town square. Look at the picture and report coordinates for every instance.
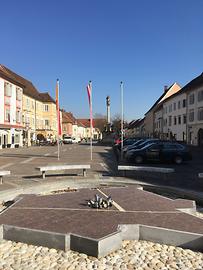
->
[1,0,203,269]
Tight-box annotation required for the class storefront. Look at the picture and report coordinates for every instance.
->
[0,130,9,149]
[0,128,23,149]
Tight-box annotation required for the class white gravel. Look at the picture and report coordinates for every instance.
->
[0,239,202,270]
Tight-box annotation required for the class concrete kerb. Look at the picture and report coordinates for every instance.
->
[3,225,70,251]
[2,223,203,257]
[139,224,203,252]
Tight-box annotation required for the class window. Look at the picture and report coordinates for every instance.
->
[16,111,21,123]
[189,94,195,105]
[44,105,49,112]
[198,90,203,102]
[15,134,20,144]
[178,101,181,109]
[197,107,203,121]
[148,145,161,151]
[183,114,186,124]
[183,99,186,108]
[26,98,30,109]
[189,109,194,122]
[173,103,176,110]
[4,97,10,105]
[16,87,22,101]
[169,116,172,126]
[174,116,177,125]
[4,82,12,96]
[169,104,172,113]
[5,108,10,122]
[175,144,184,150]
[178,115,181,125]
[45,119,49,126]
[163,143,177,150]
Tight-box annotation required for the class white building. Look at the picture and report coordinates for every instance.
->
[152,83,182,139]
[162,91,187,141]
[0,65,23,148]
[185,74,203,146]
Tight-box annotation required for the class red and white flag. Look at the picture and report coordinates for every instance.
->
[87,81,93,128]
[56,79,62,136]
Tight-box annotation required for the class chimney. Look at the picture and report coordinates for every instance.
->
[164,85,168,93]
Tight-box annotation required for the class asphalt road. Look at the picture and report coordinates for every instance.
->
[0,143,202,194]
[0,143,117,189]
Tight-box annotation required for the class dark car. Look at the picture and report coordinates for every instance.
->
[113,138,140,151]
[126,142,192,164]
[123,138,160,156]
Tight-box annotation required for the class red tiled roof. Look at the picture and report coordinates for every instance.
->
[0,64,42,101]
[39,92,55,103]
[0,65,55,103]
[77,119,90,127]
[77,118,106,128]
[62,112,77,124]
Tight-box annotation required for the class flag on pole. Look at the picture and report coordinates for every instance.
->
[56,79,62,136]
[87,81,93,128]
[87,81,93,160]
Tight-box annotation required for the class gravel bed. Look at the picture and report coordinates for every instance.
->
[0,240,202,270]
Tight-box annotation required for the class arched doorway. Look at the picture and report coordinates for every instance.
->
[198,129,203,147]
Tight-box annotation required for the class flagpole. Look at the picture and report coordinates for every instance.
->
[120,81,124,161]
[90,81,93,161]
[57,79,60,161]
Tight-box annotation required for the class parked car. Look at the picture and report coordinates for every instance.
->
[126,142,192,164]
[123,138,160,156]
[63,136,72,144]
[113,138,140,151]
[72,137,81,143]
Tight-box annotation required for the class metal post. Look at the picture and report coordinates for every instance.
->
[90,81,93,161]
[120,81,124,161]
[57,79,60,161]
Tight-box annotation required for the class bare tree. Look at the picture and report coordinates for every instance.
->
[112,114,128,135]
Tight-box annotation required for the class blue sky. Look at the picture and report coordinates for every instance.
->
[1,0,203,121]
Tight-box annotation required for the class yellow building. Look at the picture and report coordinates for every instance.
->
[36,93,57,141]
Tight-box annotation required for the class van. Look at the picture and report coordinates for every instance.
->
[63,136,72,144]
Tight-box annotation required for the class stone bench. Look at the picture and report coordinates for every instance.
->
[198,173,203,178]
[0,171,11,184]
[36,165,91,179]
[118,165,175,177]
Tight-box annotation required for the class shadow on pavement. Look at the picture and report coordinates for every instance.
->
[102,145,203,193]
[23,173,78,179]
[0,153,57,158]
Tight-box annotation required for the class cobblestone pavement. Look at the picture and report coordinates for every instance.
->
[0,239,202,270]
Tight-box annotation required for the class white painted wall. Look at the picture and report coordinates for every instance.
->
[163,92,187,141]
[187,86,203,145]
[0,78,4,123]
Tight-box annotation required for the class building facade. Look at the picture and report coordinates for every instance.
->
[0,66,24,148]
[162,92,187,141]
[186,82,203,146]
